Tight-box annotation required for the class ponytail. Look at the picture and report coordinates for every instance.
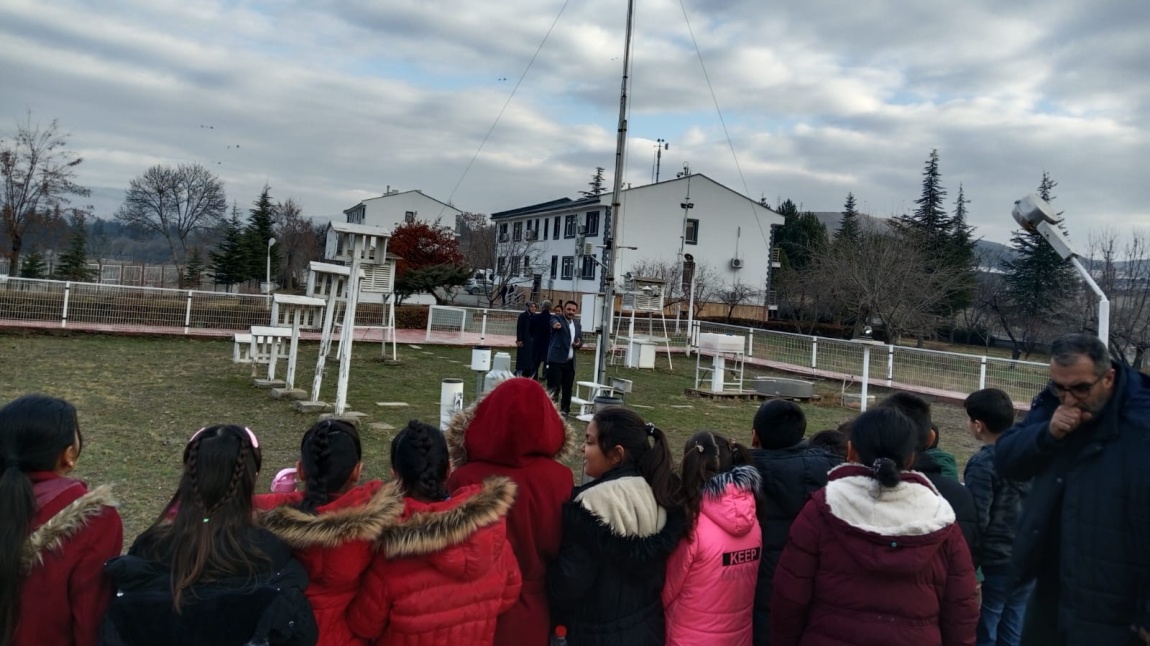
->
[391,421,451,502]
[871,458,902,488]
[679,431,762,528]
[0,395,81,644]
[848,408,917,489]
[298,420,362,515]
[591,409,681,510]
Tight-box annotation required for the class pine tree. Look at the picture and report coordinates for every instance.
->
[54,214,95,281]
[896,149,949,256]
[946,183,978,313]
[774,199,828,270]
[1001,172,1078,334]
[183,248,205,288]
[579,167,607,198]
[18,249,47,279]
[836,192,861,243]
[210,206,248,287]
[243,185,279,283]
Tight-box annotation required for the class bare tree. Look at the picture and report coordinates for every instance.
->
[627,256,719,316]
[457,212,495,272]
[274,198,321,291]
[115,163,226,274]
[488,229,545,307]
[1,116,89,276]
[717,280,763,321]
[1089,229,1150,367]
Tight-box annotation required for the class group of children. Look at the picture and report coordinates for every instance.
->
[2,377,1028,646]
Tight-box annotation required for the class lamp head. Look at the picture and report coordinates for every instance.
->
[1012,194,1060,233]
[268,237,277,248]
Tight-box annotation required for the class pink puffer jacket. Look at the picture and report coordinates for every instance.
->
[663,465,763,646]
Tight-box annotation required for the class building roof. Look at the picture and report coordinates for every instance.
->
[346,189,461,215]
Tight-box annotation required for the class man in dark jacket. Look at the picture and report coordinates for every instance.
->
[877,393,979,559]
[529,299,553,380]
[546,300,583,415]
[515,301,537,376]
[747,400,842,646]
[996,333,1150,646]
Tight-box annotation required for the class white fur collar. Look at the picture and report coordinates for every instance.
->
[575,475,667,538]
[824,467,955,536]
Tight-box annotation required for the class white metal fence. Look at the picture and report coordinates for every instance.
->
[2,276,1049,405]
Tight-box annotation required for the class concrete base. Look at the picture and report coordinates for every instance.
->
[367,422,396,432]
[253,378,286,389]
[319,411,369,428]
[294,400,333,414]
[270,387,308,401]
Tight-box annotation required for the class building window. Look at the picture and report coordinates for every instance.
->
[581,255,597,280]
[522,255,533,277]
[499,223,509,241]
[564,215,577,238]
[585,211,600,237]
[553,216,560,240]
[511,255,521,276]
[512,221,523,242]
[497,256,506,274]
[544,220,550,240]
[404,211,416,224]
[561,256,575,280]
[685,218,699,245]
[550,255,558,279]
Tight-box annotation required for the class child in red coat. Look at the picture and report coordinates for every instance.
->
[256,420,405,646]
[348,420,522,646]
[771,407,979,646]
[0,394,123,646]
[446,377,576,645]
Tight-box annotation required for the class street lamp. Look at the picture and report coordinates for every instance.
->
[265,237,277,295]
[1011,193,1109,346]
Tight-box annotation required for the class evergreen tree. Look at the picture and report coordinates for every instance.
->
[774,198,828,270]
[836,192,861,243]
[895,149,949,256]
[18,249,47,279]
[54,214,95,281]
[183,247,205,288]
[243,185,279,282]
[579,167,607,198]
[946,183,977,310]
[210,206,248,287]
[1001,172,1078,338]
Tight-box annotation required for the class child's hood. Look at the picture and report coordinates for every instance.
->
[699,465,761,538]
[820,463,957,574]
[444,377,577,469]
[257,480,404,549]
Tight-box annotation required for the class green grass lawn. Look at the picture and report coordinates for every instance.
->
[0,331,990,543]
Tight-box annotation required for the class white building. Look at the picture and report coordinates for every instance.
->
[344,188,462,233]
[490,173,784,309]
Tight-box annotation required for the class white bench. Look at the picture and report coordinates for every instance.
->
[233,333,253,364]
[249,326,293,380]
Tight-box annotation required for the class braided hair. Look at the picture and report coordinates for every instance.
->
[391,420,451,502]
[137,424,267,610]
[298,420,362,514]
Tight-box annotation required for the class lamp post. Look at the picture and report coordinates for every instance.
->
[266,237,277,295]
[653,138,669,183]
[1011,193,1109,346]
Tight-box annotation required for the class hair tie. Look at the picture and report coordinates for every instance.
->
[871,459,885,475]
[695,444,704,454]
[645,423,656,437]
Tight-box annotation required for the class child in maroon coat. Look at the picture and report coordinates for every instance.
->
[446,377,576,645]
[0,394,123,646]
[771,407,979,646]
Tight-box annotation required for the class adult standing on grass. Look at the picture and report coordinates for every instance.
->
[996,333,1150,646]
[516,301,538,376]
[530,299,554,380]
[546,300,583,415]
[0,394,123,646]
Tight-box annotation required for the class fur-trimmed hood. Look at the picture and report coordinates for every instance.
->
[698,465,761,538]
[379,476,517,561]
[444,377,577,468]
[565,468,686,565]
[21,484,117,572]
[257,480,405,549]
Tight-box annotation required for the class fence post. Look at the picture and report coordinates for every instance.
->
[811,337,818,369]
[748,328,755,357]
[480,309,488,341]
[184,291,194,335]
[61,281,71,328]
[887,344,895,384]
[979,356,988,389]
[425,305,435,341]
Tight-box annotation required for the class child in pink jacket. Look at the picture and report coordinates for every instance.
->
[664,431,764,646]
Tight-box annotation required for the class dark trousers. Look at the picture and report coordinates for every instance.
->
[547,359,576,413]
[978,573,1034,646]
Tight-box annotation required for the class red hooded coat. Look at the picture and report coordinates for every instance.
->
[15,473,123,646]
[254,480,405,646]
[446,377,576,646]
[771,464,978,646]
[347,477,522,646]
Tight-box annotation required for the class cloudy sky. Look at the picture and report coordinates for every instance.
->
[2,0,1147,245]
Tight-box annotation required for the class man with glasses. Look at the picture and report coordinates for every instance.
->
[996,333,1150,645]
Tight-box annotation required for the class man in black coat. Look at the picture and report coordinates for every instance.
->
[747,400,842,646]
[877,392,979,558]
[514,301,537,376]
[997,333,1150,646]
[546,300,582,415]
[529,299,553,380]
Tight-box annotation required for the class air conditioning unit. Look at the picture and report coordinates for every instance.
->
[730,258,743,269]
[726,290,739,301]
[498,233,509,242]
[525,230,538,241]
[583,243,594,256]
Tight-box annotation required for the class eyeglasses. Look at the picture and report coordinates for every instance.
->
[1046,375,1104,399]
[189,425,260,449]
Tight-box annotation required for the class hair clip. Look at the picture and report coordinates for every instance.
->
[695,444,704,453]
[202,517,210,524]
[645,422,656,437]
[871,459,885,474]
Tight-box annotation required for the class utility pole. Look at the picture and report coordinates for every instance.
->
[653,138,669,183]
